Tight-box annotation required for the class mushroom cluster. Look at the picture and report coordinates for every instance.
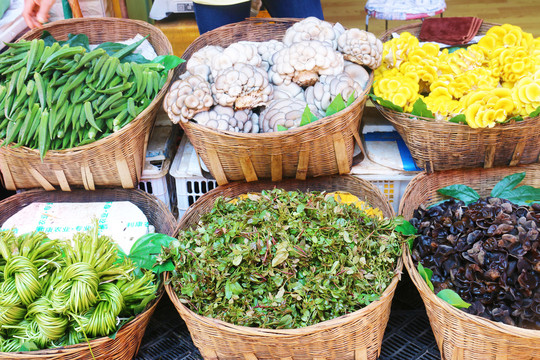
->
[164,17,381,132]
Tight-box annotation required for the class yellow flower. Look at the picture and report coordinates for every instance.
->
[460,88,514,128]
[512,74,540,116]
[329,192,384,220]
[382,32,419,68]
[373,69,420,112]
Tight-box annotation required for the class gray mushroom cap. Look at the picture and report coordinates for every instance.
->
[212,63,273,109]
[186,45,224,82]
[164,74,214,124]
[282,17,344,49]
[305,73,363,114]
[192,105,257,133]
[259,98,321,133]
[337,28,383,70]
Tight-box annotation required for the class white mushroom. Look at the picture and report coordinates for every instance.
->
[164,74,214,124]
[337,28,383,70]
[343,61,370,90]
[255,40,286,71]
[192,105,257,133]
[305,73,363,114]
[212,63,273,109]
[271,40,344,87]
[186,45,224,82]
[210,42,262,79]
[259,98,320,133]
[272,82,306,101]
[282,17,343,49]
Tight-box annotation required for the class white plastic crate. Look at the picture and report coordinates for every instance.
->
[170,135,217,219]
[139,158,175,212]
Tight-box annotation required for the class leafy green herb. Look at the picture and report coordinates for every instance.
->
[394,218,417,249]
[417,263,434,291]
[325,93,346,117]
[449,114,467,124]
[369,93,404,112]
[300,105,318,126]
[163,189,408,329]
[436,289,471,309]
[152,55,185,71]
[411,98,435,119]
[529,105,540,118]
[437,184,480,205]
[128,233,176,276]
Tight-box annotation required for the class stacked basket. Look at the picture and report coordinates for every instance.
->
[174,17,373,185]
[373,22,540,173]
[167,175,402,360]
[0,17,174,191]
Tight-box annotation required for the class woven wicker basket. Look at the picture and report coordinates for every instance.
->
[174,17,373,185]
[0,18,174,191]
[166,175,402,360]
[399,165,540,360]
[0,188,176,359]
[373,22,540,173]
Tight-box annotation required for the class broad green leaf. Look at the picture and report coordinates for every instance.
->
[300,105,318,126]
[277,125,288,131]
[128,233,177,275]
[448,114,467,124]
[152,55,185,71]
[369,93,403,112]
[509,115,524,122]
[491,172,526,198]
[232,254,243,266]
[437,289,471,308]
[346,92,356,106]
[40,31,56,47]
[108,316,134,339]
[230,281,243,295]
[131,293,157,314]
[529,105,540,118]
[497,185,540,206]
[325,93,346,117]
[417,263,434,291]
[411,98,435,119]
[395,220,417,236]
[61,33,90,51]
[225,280,232,299]
[437,184,479,205]
[19,342,39,352]
[95,42,150,63]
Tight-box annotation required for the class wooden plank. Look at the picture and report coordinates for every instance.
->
[354,348,368,360]
[243,354,258,360]
[451,347,464,360]
[484,145,496,168]
[509,141,526,166]
[206,149,229,185]
[271,154,283,181]
[333,133,350,174]
[296,146,309,180]
[0,155,16,190]
[27,165,55,191]
[54,170,71,191]
[82,165,95,190]
[239,154,258,182]
[199,348,219,360]
[116,158,134,189]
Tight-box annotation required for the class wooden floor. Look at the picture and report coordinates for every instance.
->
[322,0,540,38]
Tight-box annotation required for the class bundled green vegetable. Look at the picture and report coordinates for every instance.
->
[0,225,157,352]
[0,35,178,160]
[163,189,410,329]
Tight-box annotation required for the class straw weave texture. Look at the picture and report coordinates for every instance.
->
[374,23,540,172]
[399,164,540,360]
[175,18,373,185]
[167,175,401,360]
[0,18,174,191]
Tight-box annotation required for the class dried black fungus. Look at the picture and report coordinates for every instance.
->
[412,197,540,330]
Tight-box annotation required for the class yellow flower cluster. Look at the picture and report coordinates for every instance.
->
[374,68,419,112]
[512,70,540,115]
[374,25,540,128]
[460,88,514,128]
[328,192,384,220]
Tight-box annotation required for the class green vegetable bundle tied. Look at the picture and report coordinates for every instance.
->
[0,35,173,160]
[164,189,410,329]
[0,225,157,352]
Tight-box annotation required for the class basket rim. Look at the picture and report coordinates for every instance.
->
[0,283,164,356]
[404,246,540,338]
[165,254,402,337]
[180,71,374,139]
[371,100,540,127]
[4,17,174,156]
[379,21,501,42]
